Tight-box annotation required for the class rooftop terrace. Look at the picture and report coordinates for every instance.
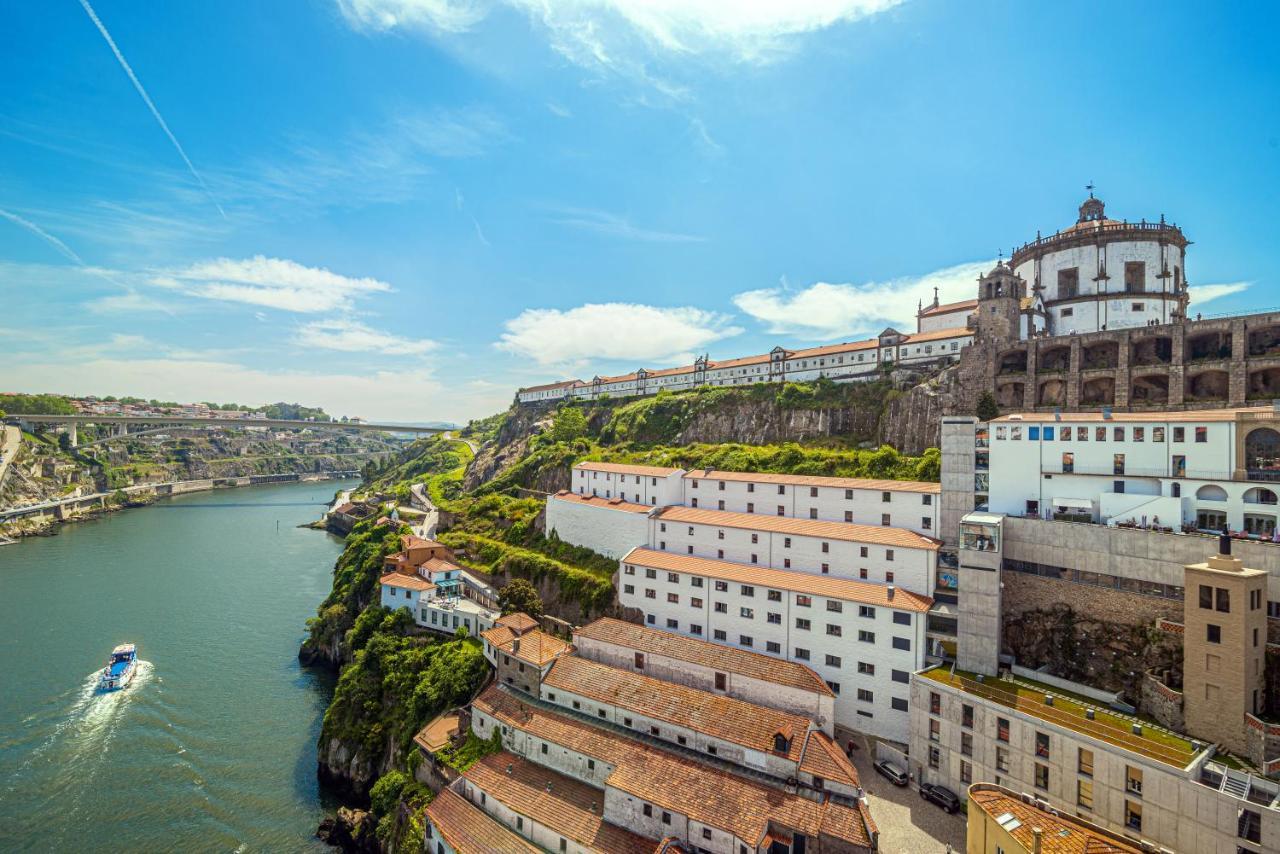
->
[918,666,1203,769]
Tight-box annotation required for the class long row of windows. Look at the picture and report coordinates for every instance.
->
[994,423,1208,444]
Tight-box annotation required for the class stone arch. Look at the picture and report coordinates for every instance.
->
[1081,376,1115,406]
[998,348,1028,375]
[995,380,1025,408]
[1247,325,1280,357]
[1131,336,1173,367]
[1243,487,1278,506]
[1184,370,1229,402]
[1082,341,1119,370]
[1187,330,1232,361]
[1038,345,1071,372]
[1248,367,1280,399]
[1195,484,1228,501]
[1244,427,1280,479]
[1036,378,1066,406]
[1131,374,1169,404]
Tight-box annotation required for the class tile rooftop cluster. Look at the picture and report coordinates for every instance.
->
[475,685,877,849]
[574,617,834,697]
[480,624,571,667]
[464,753,656,854]
[543,654,817,766]
[425,788,543,854]
[679,468,942,494]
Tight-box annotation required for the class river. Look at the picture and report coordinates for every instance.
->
[0,478,359,852]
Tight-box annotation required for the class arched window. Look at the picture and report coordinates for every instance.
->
[1245,428,1280,478]
[1243,487,1278,505]
[1195,484,1228,501]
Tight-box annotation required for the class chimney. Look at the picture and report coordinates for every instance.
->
[1220,527,1232,557]
[1031,827,1043,854]
[886,584,895,601]
[512,638,521,654]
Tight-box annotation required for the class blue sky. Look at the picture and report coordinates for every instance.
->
[2,0,1278,422]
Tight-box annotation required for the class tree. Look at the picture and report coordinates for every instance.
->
[498,578,544,619]
[976,391,999,422]
[550,407,588,443]
[58,431,73,452]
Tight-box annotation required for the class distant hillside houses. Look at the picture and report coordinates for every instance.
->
[516,323,972,404]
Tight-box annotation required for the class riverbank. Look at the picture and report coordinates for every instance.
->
[0,471,358,541]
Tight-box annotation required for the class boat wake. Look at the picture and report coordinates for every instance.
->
[2,662,156,811]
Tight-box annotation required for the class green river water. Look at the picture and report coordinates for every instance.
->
[0,478,359,852]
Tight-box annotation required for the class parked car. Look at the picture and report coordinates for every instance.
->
[919,782,961,813]
[873,759,909,786]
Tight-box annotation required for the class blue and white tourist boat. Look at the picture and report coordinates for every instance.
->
[98,643,137,691]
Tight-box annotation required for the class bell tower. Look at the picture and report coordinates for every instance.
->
[975,260,1026,343]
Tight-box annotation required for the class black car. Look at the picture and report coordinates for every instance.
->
[873,759,909,786]
[919,782,961,813]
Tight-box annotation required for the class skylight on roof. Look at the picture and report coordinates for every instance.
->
[995,812,1022,831]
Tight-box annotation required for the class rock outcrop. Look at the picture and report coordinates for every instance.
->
[316,806,379,852]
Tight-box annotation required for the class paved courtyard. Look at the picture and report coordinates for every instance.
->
[849,737,966,854]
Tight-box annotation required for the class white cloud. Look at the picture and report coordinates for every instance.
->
[339,0,903,68]
[1191,281,1251,307]
[546,102,573,118]
[546,206,704,242]
[497,302,741,367]
[295,319,438,356]
[732,260,989,339]
[156,255,394,314]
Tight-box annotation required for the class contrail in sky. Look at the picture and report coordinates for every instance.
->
[77,0,227,219]
[0,207,86,264]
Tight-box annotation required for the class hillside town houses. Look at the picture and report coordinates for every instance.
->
[401,196,1280,853]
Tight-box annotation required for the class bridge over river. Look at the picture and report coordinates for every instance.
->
[7,414,447,446]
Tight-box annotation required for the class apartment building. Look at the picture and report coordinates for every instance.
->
[984,407,1280,536]
[572,617,836,734]
[464,685,878,853]
[649,506,939,593]
[909,664,1279,853]
[618,547,931,744]
[965,783,1144,854]
[681,469,938,536]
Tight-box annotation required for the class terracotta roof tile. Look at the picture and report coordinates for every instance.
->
[787,339,879,359]
[920,298,978,317]
[496,612,539,632]
[573,617,832,697]
[379,572,436,591]
[574,461,683,477]
[797,730,861,789]
[480,625,516,648]
[493,628,570,667]
[520,379,580,393]
[425,787,542,854]
[620,548,934,612]
[902,326,973,344]
[968,784,1142,853]
[681,469,940,494]
[544,655,812,760]
[552,491,654,514]
[464,753,654,854]
[474,687,874,849]
[402,534,446,550]
[421,556,462,574]
[654,505,941,551]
